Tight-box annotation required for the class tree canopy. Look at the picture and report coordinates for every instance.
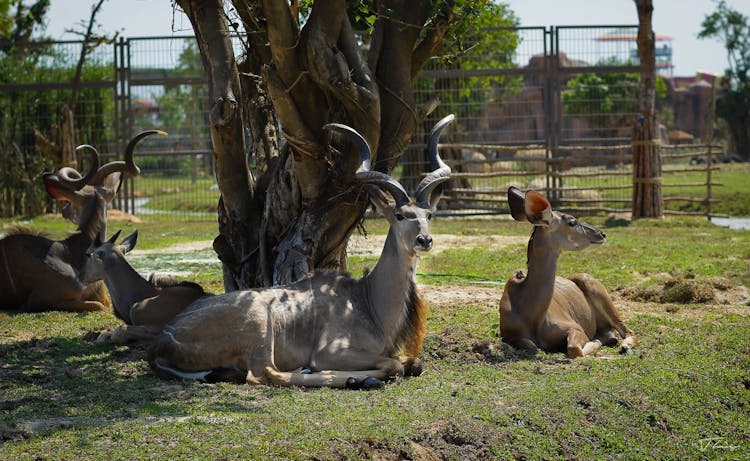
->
[698,0,750,159]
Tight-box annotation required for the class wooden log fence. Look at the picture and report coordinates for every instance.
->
[432,142,723,217]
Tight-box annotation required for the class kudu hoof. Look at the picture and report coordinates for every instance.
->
[620,346,634,355]
[362,377,384,390]
[344,376,384,390]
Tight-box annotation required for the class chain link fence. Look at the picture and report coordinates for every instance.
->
[0,27,720,220]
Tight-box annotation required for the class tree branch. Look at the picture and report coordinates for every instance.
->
[411,0,454,79]
[373,0,435,172]
[262,0,301,87]
[177,0,253,221]
[70,0,107,109]
[262,65,326,203]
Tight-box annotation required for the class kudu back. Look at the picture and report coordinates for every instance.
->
[83,229,208,343]
[148,115,455,388]
[499,187,635,357]
[0,131,163,312]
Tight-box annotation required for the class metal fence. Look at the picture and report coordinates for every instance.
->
[0,26,719,220]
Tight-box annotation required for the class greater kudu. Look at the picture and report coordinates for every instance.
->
[83,229,209,343]
[148,115,455,388]
[0,131,163,312]
[499,187,636,357]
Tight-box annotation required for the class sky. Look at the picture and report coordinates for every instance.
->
[43,0,750,77]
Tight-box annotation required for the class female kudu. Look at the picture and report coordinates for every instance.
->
[83,229,209,343]
[499,187,636,357]
[148,115,455,388]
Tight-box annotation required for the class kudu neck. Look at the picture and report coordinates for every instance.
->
[76,198,107,242]
[364,226,419,332]
[519,227,561,316]
[104,254,157,322]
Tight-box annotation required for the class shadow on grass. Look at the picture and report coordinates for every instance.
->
[423,326,555,367]
[603,216,631,228]
[0,333,275,441]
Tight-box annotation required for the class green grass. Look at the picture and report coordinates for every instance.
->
[0,214,218,251]
[1,214,749,459]
[135,176,220,213]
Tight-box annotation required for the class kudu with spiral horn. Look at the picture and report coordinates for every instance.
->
[148,115,455,388]
[0,131,163,312]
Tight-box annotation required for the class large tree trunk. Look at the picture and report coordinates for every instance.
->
[632,0,662,218]
[177,0,453,289]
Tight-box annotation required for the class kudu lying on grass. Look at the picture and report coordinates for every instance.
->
[83,229,209,344]
[0,131,163,312]
[148,115,455,389]
[499,187,636,357]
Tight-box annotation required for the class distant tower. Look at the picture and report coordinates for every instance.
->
[595,27,673,77]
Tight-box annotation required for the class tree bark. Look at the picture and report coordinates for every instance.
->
[177,0,259,291]
[632,0,662,218]
[177,0,454,289]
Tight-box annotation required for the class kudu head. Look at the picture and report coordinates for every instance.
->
[507,186,606,252]
[83,229,138,284]
[324,115,454,254]
[42,130,165,236]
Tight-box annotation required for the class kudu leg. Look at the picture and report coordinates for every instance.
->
[109,324,164,344]
[504,337,539,352]
[263,356,405,388]
[398,356,423,377]
[569,274,637,354]
[24,293,106,313]
[566,329,601,358]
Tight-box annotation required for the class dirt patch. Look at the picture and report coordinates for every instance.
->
[347,234,526,256]
[356,421,498,461]
[421,284,499,309]
[617,274,750,306]
[107,209,143,223]
[132,234,526,257]
[413,420,499,460]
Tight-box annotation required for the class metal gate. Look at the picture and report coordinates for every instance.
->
[1,27,718,220]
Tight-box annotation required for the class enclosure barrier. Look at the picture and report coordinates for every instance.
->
[0,27,724,220]
[415,142,723,217]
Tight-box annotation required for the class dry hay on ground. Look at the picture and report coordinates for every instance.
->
[616,273,750,306]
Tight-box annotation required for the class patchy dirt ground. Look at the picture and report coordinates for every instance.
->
[347,234,527,256]
[421,284,499,311]
[421,280,749,319]
[131,234,526,257]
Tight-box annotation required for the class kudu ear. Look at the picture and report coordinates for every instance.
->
[120,230,138,254]
[524,190,553,225]
[507,187,528,222]
[107,229,122,244]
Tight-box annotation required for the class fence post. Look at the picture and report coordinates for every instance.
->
[705,81,716,219]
